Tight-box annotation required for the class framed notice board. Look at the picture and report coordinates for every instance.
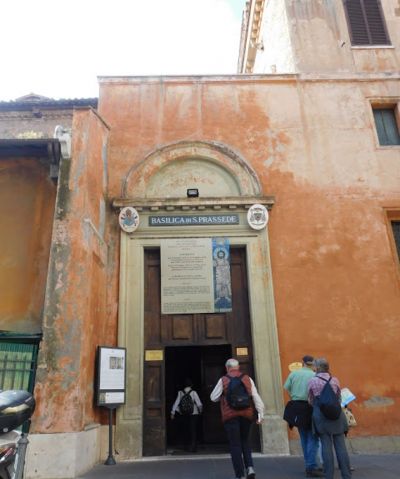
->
[96,346,126,407]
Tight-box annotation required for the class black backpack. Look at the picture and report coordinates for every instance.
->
[317,376,342,420]
[179,390,194,415]
[225,374,251,410]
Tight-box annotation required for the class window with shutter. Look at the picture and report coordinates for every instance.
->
[373,108,400,146]
[343,0,390,46]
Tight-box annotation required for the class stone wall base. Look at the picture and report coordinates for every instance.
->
[289,435,400,456]
[25,424,110,479]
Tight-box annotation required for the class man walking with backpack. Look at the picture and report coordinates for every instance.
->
[308,358,351,479]
[171,378,203,452]
[210,358,264,479]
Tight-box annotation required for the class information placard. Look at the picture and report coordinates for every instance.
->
[96,346,126,407]
[161,238,214,314]
[161,237,232,314]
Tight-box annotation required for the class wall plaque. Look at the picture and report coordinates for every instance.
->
[149,214,239,226]
[247,204,269,230]
[161,238,214,314]
[119,207,140,233]
[236,347,248,356]
[145,350,164,361]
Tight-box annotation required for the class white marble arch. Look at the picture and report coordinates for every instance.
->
[122,140,261,198]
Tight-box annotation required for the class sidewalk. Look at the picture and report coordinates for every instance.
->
[79,454,400,478]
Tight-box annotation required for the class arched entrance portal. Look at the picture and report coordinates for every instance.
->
[114,141,288,458]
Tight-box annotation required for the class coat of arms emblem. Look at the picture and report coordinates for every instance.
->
[119,207,140,233]
[247,204,269,230]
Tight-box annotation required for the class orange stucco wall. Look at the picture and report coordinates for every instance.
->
[98,76,400,438]
[33,108,111,433]
[0,159,56,333]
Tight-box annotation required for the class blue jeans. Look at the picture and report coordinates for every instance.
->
[320,433,351,479]
[298,428,319,471]
[224,417,253,478]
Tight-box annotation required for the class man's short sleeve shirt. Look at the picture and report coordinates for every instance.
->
[284,367,315,401]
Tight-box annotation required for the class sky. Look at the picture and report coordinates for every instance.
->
[0,0,247,101]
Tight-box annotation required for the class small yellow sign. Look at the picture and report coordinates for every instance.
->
[145,350,164,361]
[288,362,302,372]
[236,347,248,356]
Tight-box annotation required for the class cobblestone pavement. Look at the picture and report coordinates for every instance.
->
[79,454,400,478]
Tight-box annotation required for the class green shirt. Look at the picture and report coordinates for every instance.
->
[283,367,315,401]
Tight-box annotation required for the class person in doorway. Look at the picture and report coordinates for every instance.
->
[210,358,264,479]
[308,358,351,479]
[283,355,323,477]
[171,378,203,452]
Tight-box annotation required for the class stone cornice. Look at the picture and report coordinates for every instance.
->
[112,196,275,211]
[98,72,400,84]
[237,0,265,74]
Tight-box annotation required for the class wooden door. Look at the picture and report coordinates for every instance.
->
[201,345,231,444]
[143,247,256,455]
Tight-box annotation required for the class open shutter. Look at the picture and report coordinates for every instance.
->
[344,0,390,45]
[363,0,390,45]
[345,0,370,45]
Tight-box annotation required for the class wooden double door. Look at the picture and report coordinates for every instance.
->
[143,247,259,456]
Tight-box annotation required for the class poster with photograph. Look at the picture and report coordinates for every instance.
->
[161,237,232,314]
[212,238,232,312]
[96,346,126,406]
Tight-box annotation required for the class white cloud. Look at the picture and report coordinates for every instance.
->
[0,0,245,100]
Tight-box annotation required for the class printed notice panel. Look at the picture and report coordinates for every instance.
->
[161,238,215,314]
[161,237,232,315]
[99,347,126,390]
[96,346,126,407]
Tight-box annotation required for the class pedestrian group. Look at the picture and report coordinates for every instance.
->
[171,355,352,479]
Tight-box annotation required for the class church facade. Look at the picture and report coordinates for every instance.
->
[0,1,399,478]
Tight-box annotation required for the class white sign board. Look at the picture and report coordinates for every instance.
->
[97,347,126,407]
[99,348,126,390]
[161,238,214,314]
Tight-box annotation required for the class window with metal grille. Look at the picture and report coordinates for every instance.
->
[343,0,390,46]
[392,222,400,262]
[373,108,400,146]
[0,333,41,393]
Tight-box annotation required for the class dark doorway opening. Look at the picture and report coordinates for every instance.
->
[165,344,232,454]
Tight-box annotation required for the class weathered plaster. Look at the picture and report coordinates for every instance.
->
[34,108,110,434]
[98,75,400,443]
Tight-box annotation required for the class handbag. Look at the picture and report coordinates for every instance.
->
[343,407,357,427]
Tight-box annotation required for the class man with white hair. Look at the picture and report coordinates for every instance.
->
[210,358,264,479]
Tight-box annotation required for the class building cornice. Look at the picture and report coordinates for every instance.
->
[237,0,265,74]
[112,196,275,211]
[98,72,400,85]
